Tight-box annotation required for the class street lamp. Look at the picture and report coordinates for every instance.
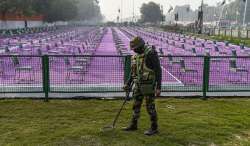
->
[167,5,174,24]
[198,0,204,34]
[236,11,240,26]
[243,0,248,27]
[217,0,226,30]
[118,8,121,23]
[120,0,123,23]
[161,5,164,25]
[132,0,135,23]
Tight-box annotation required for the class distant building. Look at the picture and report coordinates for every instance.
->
[170,4,220,24]
[166,1,250,27]
[203,5,220,22]
[173,5,193,22]
[243,0,250,25]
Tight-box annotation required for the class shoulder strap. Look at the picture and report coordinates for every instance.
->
[144,45,152,56]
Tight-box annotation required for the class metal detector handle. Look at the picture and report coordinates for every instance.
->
[125,91,130,101]
[125,81,134,101]
[110,81,134,128]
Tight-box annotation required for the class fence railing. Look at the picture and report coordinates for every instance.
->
[198,28,250,38]
[0,55,250,100]
[178,27,250,39]
[205,28,250,38]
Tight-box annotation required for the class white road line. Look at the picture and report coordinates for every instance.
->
[115,28,183,85]
[161,65,183,84]
[160,57,183,84]
[115,28,131,42]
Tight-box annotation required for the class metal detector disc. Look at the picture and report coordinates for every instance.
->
[101,125,114,132]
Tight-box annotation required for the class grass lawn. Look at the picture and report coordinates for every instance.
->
[1,98,250,146]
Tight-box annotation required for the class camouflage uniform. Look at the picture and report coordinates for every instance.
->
[130,46,158,130]
[123,37,162,135]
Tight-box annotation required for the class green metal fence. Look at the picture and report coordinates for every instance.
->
[0,55,250,101]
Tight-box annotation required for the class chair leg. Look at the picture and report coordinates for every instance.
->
[14,69,17,82]
[247,72,249,82]
[80,73,84,82]
[244,72,248,84]
[31,70,35,82]
[178,72,182,81]
[18,70,21,84]
[28,71,32,83]
[66,71,70,83]
[195,72,199,84]
[69,72,73,84]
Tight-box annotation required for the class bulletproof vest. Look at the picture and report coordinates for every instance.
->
[131,46,155,84]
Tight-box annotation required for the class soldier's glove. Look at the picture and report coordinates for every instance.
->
[155,89,161,97]
[122,84,130,92]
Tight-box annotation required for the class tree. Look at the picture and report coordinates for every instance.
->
[33,0,78,22]
[0,0,35,28]
[15,0,35,16]
[32,0,50,16]
[0,0,23,20]
[140,2,164,23]
[76,0,103,22]
[33,0,102,22]
[0,0,103,23]
[15,0,36,27]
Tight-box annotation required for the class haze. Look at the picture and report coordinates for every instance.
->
[99,0,221,21]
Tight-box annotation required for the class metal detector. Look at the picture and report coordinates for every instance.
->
[102,83,133,132]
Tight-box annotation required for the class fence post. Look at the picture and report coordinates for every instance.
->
[42,55,50,102]
[231,28,233,38]
[124,55,131,84]
[202,56,210,99]
[238,29,241,38]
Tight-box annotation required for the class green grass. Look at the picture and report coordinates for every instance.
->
[1,98,250,146]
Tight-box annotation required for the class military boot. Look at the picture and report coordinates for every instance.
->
[144,122,158,136]
[122,120,138,131]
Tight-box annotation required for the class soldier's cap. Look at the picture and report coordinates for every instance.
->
[130,37,145,50]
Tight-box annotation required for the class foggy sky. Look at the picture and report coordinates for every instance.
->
[99,0,222,21]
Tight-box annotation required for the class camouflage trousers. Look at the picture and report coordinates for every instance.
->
[130,86,158,129]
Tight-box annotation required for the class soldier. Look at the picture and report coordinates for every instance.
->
[123,37,162,136]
